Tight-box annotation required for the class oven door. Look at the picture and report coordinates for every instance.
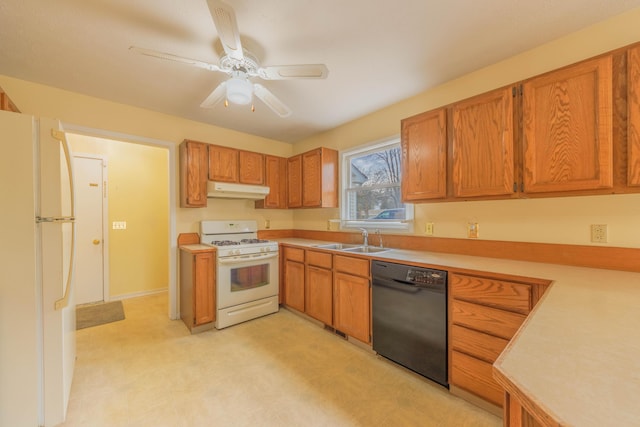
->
[217,252,279,309]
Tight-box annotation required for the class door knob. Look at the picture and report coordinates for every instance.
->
[93,239,100,245]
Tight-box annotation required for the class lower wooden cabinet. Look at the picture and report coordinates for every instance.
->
[281,246,371,343]
[305,250,333,325]
[333,255,371,344]
[449,272,549,408]
[283,247,305,312]
[179,247,215,332]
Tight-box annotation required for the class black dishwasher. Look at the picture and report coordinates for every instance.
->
[372,260,448,387]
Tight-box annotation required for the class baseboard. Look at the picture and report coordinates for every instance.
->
[109,288,168,301]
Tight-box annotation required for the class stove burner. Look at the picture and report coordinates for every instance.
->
[211,240,241,246]
[240,238,270,244]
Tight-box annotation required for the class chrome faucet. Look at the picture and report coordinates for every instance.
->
[375,229,383,248]
[359,228,369,247]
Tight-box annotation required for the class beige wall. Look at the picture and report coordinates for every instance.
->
[293,7,640,248]
[68,134,171,298]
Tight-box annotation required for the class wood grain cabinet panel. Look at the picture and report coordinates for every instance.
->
[0,87,20,112]
[284,258,305,312]
[452,87,515,198]
[179,140,208,208]
[256,155,287,209]
[451,299,526,340]
[287,155,303,208]
[208,144,239,182]
[306,265,333,325]
[301,148,339,208]
[334,271,370,344]
[450,274,532,314]
[449,272,549,409]
[401,108,447,201]
[452,351,504,407]
[628,45,640,187]
[522,55,613,193]
[238,150,264,185]
[180,248,215,332]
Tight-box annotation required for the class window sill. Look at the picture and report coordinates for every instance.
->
[340,220,414,232]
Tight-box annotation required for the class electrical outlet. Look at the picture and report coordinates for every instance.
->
[425,222,434,236]
[265,219,271,229]
[590,224,608,243]
[112,221,126,230]
[467,222,479,239]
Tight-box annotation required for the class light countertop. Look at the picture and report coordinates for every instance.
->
[278,238,640,426]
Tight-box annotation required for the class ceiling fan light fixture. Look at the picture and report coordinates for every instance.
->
[226,71,253,105]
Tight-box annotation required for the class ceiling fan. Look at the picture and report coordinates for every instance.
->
[130,0,328,117]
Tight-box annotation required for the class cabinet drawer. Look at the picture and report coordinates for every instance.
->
[450,273,532,314]
[283,246,305,263]
[306,250,332,269]
[452,299,526,340]
[451,324,509,363]
[451,350,504,407]
[334,255,369,277]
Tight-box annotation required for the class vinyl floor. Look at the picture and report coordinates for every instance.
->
[60,292,501,427]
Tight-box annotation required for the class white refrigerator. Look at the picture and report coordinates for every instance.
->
[0,110,77,426]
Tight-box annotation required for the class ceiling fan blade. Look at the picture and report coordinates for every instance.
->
[253,83,292,118]
[207,0,244,61]
[129,46,224,73]
[200,82,228,108]
[258,64,329,80]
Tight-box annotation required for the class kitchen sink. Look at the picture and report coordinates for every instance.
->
[313,243,360,250]
[341,246,392,254]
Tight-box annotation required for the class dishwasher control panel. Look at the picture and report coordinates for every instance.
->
[406,268,447,286]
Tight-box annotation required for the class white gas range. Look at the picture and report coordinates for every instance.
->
[200,220,279,329]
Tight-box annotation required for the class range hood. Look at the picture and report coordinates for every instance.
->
[207,181,270,200]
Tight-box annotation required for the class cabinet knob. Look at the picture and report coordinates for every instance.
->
[93,239,101,245]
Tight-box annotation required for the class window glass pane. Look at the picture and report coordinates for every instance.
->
[344,144,406,221]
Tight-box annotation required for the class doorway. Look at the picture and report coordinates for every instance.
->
[65,128,177,319]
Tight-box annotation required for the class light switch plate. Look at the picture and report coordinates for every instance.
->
[467,222,479,238]
[112,221,127,230]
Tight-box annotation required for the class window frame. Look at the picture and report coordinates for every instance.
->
[339,136,414,232]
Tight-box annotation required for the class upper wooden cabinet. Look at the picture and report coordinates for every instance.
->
[628,45,640,187]
[452,87,516,198]
[208,144,265,185]
[255,155,287,209]
[287,155,303,208]
[238,150,265,185]
[401,108,447,201]
[179,140,208,208]
[522,55,613,193]
[288,147,339,208]
[208,144,238,182]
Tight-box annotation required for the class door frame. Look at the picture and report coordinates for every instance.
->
[63,124,178,320]
[73,152,110,303]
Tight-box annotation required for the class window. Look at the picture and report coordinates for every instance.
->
[341,137,413,231]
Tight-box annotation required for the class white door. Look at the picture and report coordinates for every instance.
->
[73,155,107,305]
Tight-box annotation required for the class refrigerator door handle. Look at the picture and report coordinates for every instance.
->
[51,129,77,311]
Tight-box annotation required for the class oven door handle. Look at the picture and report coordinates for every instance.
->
[218,252,279,265]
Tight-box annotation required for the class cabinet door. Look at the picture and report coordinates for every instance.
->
[256,155,287,208]
[284,259,305,312]
[522,55,613,192]
[452,87,515,198]
[238,150,264,185]
[334,272,370,343]
[208,144,238,182]
[401,108,447,201]
[179,140,208,208]
[302,149,323,206]
[287,155,303,208]
[193,252,215,325]
[306,265,333,325]
[628,45,640,187]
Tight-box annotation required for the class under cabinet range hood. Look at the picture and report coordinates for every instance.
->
[207,181,270,200]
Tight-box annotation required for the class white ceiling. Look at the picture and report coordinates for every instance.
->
[1,0,640,143]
